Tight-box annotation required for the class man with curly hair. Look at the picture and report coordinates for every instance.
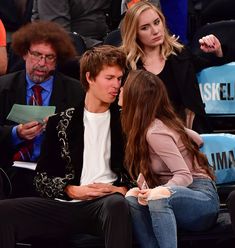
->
[0,21,84,198]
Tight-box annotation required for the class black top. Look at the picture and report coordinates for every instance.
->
[136,47,231,133]
[158,58,183,114]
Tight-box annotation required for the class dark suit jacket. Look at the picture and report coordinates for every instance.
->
[0,70,85,168]
[34,102,134,200]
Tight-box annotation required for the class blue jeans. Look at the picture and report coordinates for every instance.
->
[126,178,220,248]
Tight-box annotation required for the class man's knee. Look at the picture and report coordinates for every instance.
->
[0,200,13,222]
[102,193,129,216]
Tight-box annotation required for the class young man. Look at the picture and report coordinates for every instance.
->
[0,45,133,248]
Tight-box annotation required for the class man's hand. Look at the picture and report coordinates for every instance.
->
[17,121,44,140]
[89,183,128,195]
[199,34,223,57]
[65,183,127,201]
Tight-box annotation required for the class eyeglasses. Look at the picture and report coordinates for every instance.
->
[28,49,57,64]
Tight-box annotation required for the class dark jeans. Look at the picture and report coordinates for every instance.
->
[227,190,235,233]
[0,193,132,248]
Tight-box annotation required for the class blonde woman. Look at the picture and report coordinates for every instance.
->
[121,1,225,132]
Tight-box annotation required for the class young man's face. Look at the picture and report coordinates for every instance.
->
[86,65,123,107]
[23,42,57,83]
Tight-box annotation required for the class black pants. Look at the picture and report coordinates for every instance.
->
[0,168,11,199]
[0,172,4,199]
[6,167,38,198]
[0,193,132,248]
[227,190,235,232]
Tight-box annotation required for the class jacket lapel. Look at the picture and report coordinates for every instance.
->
[64,102,124,184]
[67,103,85,184]
[49,72,67,113]
[14,71,27,104]
[110,104,124,172]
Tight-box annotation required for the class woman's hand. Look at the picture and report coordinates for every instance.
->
[199,34,223,57]
[125,187,140,197]
[125,187,148,205]
[138,189,151,206]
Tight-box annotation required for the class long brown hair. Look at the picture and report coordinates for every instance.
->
[121,70,214,187]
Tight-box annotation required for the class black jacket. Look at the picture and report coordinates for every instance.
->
[34,102,134,200]
[0,70,85,168]
[137,47,229,132]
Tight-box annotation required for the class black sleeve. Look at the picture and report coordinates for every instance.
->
[34,113,74,199]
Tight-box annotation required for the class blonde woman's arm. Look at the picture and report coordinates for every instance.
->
[199,34,223,57]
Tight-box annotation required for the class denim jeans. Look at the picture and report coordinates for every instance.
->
[126,178,220,248]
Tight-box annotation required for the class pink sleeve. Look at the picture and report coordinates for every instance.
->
[185,128,203,147]
[147,130,193,187]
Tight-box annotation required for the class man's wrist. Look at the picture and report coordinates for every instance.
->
[11,125,24,146]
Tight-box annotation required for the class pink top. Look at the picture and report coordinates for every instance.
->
[146,119,210,187]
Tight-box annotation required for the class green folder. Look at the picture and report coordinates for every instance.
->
[7,104,56,124]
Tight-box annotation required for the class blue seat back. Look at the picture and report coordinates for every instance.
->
[200,133,235,185]
[197,62,235,115]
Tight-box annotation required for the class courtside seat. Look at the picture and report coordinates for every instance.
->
[68,212,234,248]
[178,211,234,248]
[177,133,235,248]
[69,234,141,248]
[190,20,235,133]
[196,62,235,133]
[103,29,122,47]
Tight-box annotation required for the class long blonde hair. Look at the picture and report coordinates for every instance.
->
[121,70,214,187]
[121,1,184,70]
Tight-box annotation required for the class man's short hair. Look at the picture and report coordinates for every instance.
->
[11,21,76,63]
[80,45,127,91]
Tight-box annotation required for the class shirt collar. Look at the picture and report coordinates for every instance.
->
[26,74,54,92]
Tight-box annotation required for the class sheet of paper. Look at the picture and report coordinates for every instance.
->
[7,104,56,124]
[13,161,37,170]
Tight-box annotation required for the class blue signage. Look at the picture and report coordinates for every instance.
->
[200,133,235,185]
[197,62,235,114]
